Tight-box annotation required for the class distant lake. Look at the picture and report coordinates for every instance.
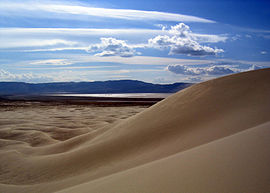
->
[50,93,172,98]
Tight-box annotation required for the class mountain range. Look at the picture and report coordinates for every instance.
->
[0,80,191,95]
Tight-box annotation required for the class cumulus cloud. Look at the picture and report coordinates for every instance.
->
[167,64,199,75]
[87,38,138,57]
[168,23,192,37]
[205,66,236,75]
[148,23,224,56]
[166,64,237,76]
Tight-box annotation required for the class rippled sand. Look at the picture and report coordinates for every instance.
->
[0,103,147,147]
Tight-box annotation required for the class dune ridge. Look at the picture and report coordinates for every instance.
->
[0,68,270,193]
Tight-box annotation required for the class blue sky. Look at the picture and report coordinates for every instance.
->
[0,0,269,83]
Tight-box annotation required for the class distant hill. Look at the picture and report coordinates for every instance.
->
[0,80,192,95]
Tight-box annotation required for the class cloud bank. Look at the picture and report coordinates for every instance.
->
[167,63,262,76]
[167,64,236,76]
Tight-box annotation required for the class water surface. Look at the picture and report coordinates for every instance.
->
[50,93,172,98]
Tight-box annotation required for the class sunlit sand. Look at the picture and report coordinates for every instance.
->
[0,69,269,193]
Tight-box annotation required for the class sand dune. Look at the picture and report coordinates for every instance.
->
[58,122,270,193]
[0,68,270,193]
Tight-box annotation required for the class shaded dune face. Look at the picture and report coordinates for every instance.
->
[0,68,270,193]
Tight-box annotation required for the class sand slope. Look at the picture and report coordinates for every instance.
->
[0,68,270,193]
[58,122,270,193]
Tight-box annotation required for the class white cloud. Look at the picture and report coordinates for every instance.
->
[166,62,264,77]
[1,54,215,69]
[185,76,203,83]
[0,26,226,52]
[87,38,138,57]
[231,34,241,41]
[0,27,164,51]
[0,68,162,83]
[1,27,225,44]
[30,59,72,66]
[18,66,119,70]
[166,64,237,76]
[215,59,270,67]
[21,47,87,52]
[191,33,227,43]
[0,69,54,82]
[156,24,227,43]
[0,69,107,83]
[62,55,213,66]
[261,51,267,55]
[0,28,165,36]
[168,23,192,36]
[205,66,236,75]
[248,64,261,71]
[0,39,77,49]
[167,65,198,75]
[148,23,224,56]
[0,1,214,23]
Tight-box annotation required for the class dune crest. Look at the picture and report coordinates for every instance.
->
[0,68,270,193]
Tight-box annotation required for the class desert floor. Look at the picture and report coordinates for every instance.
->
[0,69,269,193]
[0,103,147,146]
